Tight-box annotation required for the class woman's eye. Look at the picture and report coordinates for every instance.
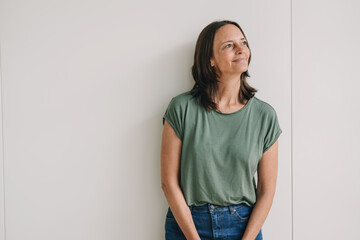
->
[242,41,248,46]
[225,44,233,48]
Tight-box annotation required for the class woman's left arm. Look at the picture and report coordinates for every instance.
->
[242,139,279,240]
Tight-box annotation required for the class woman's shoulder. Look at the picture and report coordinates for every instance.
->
[171,90,193,100]
[251,95,279,116]
[169,90,197,106]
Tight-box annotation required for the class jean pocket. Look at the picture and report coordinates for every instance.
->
[233,205,253,222]
[166,207,176,221]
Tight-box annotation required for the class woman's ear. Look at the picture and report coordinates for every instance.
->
[210,58,215,67]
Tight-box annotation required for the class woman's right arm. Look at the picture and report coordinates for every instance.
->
[161,119,200,240]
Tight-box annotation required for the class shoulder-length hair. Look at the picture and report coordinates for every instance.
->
[190,20,257,111]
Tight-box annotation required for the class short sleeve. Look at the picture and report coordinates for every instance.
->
[162,98,184,141]
[263,108,282,153]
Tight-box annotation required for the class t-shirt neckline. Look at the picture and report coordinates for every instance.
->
[213,96,254,116]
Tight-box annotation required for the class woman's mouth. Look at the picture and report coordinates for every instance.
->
[232,58,246,62]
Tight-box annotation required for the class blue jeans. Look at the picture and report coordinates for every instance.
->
[165,203,263,240]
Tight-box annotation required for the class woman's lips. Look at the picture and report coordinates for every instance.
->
[232,58,246,62]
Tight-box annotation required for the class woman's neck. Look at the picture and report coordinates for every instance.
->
[214,75,241,105]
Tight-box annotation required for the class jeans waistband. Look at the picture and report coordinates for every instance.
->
[189,203,253,212]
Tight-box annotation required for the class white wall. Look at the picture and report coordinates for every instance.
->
[0,0,358,239]
[293,0,360,239]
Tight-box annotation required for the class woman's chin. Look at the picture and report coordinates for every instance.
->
[233,68,248,74]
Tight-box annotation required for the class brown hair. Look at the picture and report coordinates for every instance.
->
[190,20,258,111]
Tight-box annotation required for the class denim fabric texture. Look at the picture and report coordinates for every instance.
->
[165,203,263,240]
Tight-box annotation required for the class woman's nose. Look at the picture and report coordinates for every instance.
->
[235,43,245,54]
[235,48,243,54]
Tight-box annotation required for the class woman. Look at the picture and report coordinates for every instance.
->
[161,20,282,240]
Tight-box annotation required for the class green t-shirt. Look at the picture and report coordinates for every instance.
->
[162,90,282,207]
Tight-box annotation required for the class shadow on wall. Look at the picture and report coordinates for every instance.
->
[121,41,195,101]
[118,41,196,238]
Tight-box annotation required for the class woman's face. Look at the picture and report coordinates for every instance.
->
[210,24,250,78]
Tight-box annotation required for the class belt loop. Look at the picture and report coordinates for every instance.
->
[208,203,212,212]
[228,205,235,214]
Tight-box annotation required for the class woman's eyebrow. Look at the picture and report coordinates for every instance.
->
[221,38,246,44]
